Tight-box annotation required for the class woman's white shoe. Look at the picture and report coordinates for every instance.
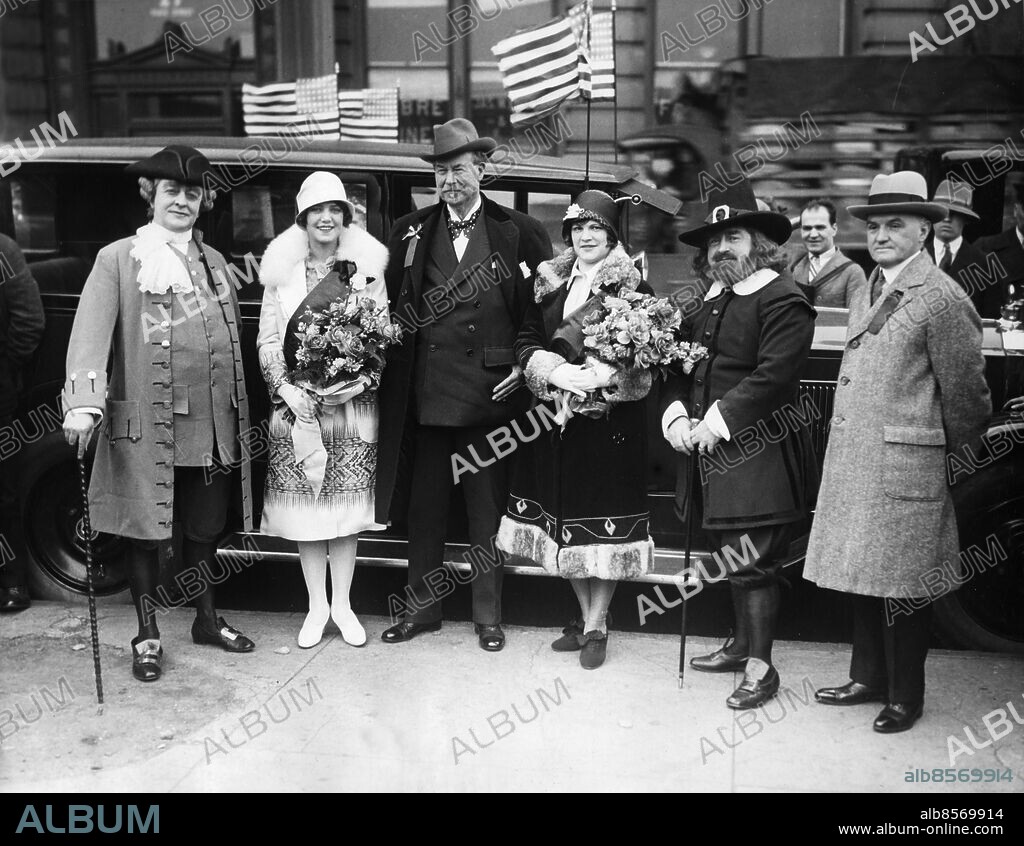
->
[297,608,330,648]
[332,607,367,647]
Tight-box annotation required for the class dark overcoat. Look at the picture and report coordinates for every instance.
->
[973,226,1023,308]
[374,195,552,525]
[926,236,1004,319]
[803,252,991,598]
[661,270,819,530]
[63,232,253,540]
[0,234,44,418]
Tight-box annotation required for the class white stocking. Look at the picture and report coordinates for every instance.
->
[297,540,329,648]
[328,535,365,646]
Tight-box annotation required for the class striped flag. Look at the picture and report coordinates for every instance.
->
[338,88,399,142]
[492,15,580,126]
[569,1,616,101]
[242,73,340,138]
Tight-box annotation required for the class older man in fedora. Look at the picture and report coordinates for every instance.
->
[927,179,1001,319]
[62,145,256,682]
[376,118,551,651]
[661,176,818,709]
[805,171,990,733]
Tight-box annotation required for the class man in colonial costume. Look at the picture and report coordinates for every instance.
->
[62,145,255,682]
[805,171,990,733]
[376,119,551,651]
[661,177,818,709]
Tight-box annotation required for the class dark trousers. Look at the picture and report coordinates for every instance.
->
[0,413,23,589]
[706,523,792,589]
[405,424,507,625]
[849,594,933,703]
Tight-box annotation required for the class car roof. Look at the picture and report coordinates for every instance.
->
[30,137,682,214]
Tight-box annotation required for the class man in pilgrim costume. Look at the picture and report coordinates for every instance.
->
[805,171,990,733]
[661,176,818,709]
[376,119,551,651]
[63,145,255,682]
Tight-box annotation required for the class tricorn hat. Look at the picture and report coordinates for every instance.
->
[847,171,947,223]
[125,144,213,186]
[931,178,980,221]
[420,118,496,163]
[562,189,622,244]
[678,176,792,247]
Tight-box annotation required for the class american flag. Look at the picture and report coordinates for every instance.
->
[492,15,581,127]
[242,73,340,138]
[568,0,616,101]
[338,88,399,142]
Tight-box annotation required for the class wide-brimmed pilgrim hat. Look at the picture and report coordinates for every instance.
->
[294,171,355,225]
[847,171,947,222]
[420,118,496,163]
[931,178,980,221]
[125,145,213,186]
[678,176,792,247]
[562,189,622,244]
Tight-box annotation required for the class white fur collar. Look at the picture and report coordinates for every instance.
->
[259,223,389,288]
[533,244,640,302]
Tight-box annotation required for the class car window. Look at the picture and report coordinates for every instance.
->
[525,192,570,257]
[11,176,58,256]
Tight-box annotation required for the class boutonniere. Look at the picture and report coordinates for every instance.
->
[350,272,373,291]
[519,260,531,280]
[402,224,423,241]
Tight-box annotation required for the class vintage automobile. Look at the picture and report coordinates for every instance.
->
[2,138,1021,655]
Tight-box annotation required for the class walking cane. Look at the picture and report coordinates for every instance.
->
[678,450,697,689]
[77,457,104,711]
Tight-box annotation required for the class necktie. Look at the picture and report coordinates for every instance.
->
[939,243,953,272]
[808,256,818,282]
[448,207,481,241]
[870,274,885,306]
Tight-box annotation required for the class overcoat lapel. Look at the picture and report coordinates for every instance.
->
[848,254,928,341]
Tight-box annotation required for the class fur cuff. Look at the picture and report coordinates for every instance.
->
[603,367,652,404]
[524,350,567,400]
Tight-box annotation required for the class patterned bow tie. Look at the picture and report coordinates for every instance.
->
[447,208,481,240]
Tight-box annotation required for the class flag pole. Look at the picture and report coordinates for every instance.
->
[611,0,618,163]
[584,97,592,189]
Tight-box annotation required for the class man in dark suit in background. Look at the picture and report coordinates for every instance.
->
[375,119,552,651]
[973,179,1024,314]
[927,179,1002,319]
[0,234,45,612]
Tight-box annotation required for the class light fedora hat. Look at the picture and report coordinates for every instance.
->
[294,171,354,225]
[931,178,980,221]
[848,171,947,223]
[420,118,496,163]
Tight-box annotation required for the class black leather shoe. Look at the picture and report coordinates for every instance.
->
[381,619,442,643]
[726,665,780,709]
[475,623,505,652]
[131,637,163,682]
[191,616,255,653]
[0,585,30,613]
[580,630,608,669]
[873,701,923,733]
[690,646,748,673]
[815,681,887,706]
[551,621,584,652]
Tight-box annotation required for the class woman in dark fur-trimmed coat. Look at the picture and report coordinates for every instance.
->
[496,191,653,670]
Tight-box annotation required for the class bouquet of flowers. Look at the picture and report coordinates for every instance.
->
[292,295,403,404]
[553,290,708,428]
[582,290,708,377]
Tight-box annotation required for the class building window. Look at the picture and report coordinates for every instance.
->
[366,0,450,143]
[93,0,255,60]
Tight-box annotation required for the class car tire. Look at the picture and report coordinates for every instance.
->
[17,433,130,602]
[940,459,1024,655]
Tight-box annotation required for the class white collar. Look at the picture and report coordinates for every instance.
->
[808,246,837,266]
[1016,227,1023,248]
[880,250,921,285]
[568,256,605,288]
[935,235,962,257]
[148,222,192,245]
[447,196,482,224]
[704,268,778,300]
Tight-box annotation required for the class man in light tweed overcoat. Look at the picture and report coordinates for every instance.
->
[804,172,991,733]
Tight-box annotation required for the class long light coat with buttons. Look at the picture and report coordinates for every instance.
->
[63,233,253,541]
[803,252,990,598]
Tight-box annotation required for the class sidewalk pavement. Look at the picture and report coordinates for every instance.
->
[1,602,1022,793]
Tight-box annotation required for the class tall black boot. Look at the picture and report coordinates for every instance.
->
[690,583,750,673]
[184,537,255,653]
[128,541,161,641]
[726,583,781,710]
